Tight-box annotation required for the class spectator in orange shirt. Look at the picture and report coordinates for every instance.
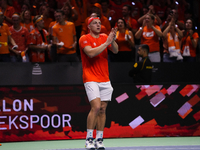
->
[52,9,79,62]
[181,18,199,62]
[9,12,30,62]
[20,10,34,32]
[112,18,135,62]
[28,15,51,62]
[138,5,162,26]
[79,17,118,150]
[161,9,184,31]
[121,4,138,35]
[0,10,18,62]
[135,13,163,62]
[162,17,183,62]
[81,3,111,36]
[38,3,53,31]
[0,0,15,26]
[20,3,35,21]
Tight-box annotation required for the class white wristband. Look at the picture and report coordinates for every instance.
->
[58,41,64,47]
[12,45,18,50]
[139,27,143,30]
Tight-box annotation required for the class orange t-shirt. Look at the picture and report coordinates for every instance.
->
[0,23,11,54]
[20,22,35,32]
[79,33,111,83]
[28,28,49,62]
[9,26,29,55]
[115,30,132,52]
[2,5,15,27]
[141,25,161,53]
[52,21,76,54]
[181,32,199,57]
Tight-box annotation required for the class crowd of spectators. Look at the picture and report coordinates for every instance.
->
[0,0,199,63]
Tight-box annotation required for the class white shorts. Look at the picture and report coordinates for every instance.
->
[84,81,113,102]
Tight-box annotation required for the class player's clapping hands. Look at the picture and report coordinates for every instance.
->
[106,28,117,45]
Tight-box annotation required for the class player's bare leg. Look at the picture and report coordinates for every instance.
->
[95,101,108,150]
[85,98,101,150]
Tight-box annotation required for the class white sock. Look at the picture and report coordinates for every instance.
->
[96,130,103,140]
[86,129,94,139]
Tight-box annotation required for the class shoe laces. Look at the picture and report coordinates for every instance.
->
[97,138,103,144]
[87,138,94,144]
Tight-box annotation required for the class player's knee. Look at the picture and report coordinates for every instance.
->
[91,106,101,115]
[99,107,106,115]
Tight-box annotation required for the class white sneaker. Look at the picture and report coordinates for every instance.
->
[85,138,95,150]
[95,138,105,150]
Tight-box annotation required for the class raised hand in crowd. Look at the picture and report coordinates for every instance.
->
[148,5,155,15]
